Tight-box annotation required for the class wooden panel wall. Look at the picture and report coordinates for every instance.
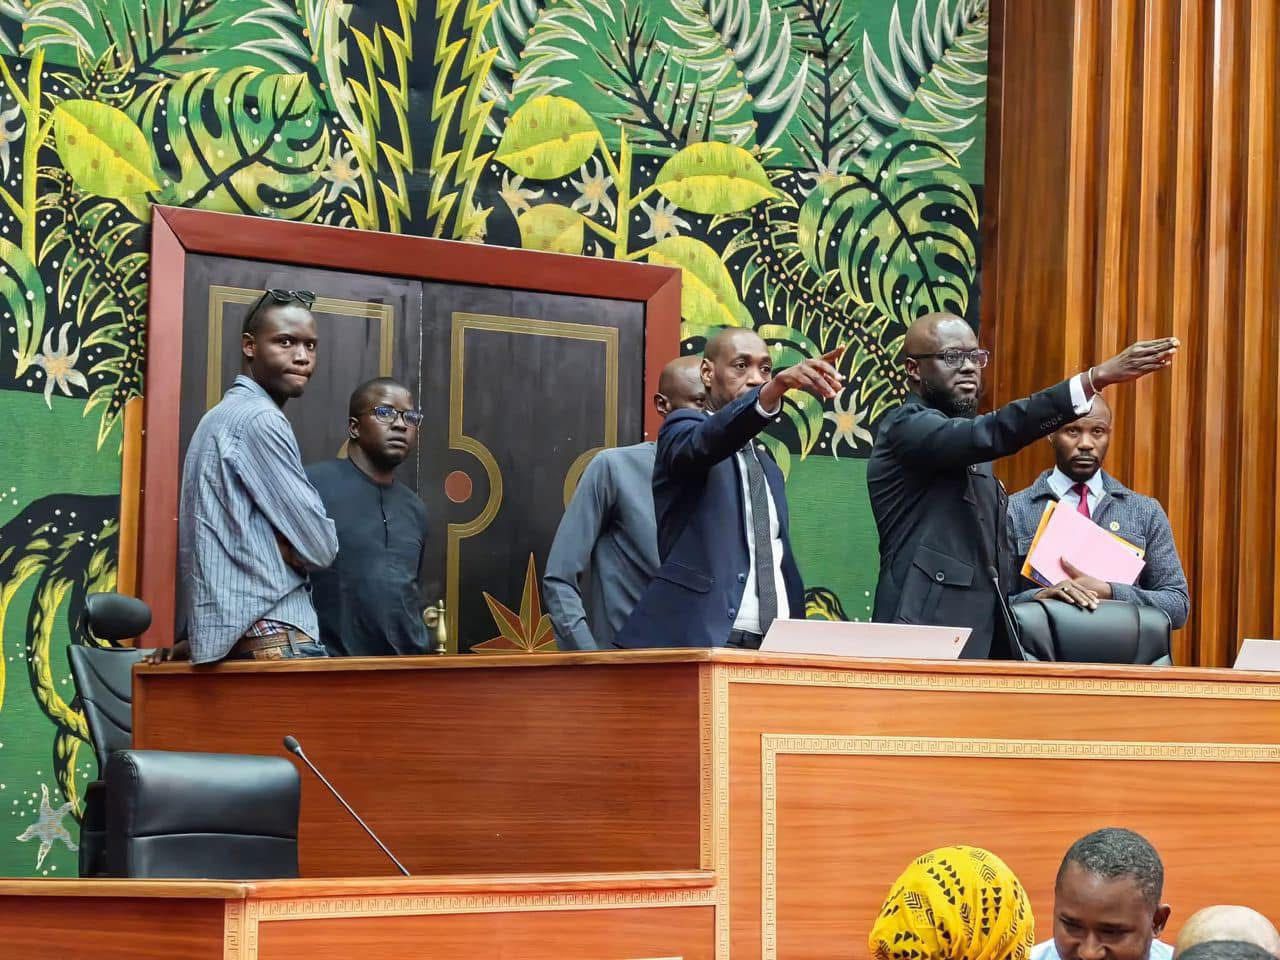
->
[985,0,1280,666]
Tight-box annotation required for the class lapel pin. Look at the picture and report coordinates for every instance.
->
[1109,521,1120,532]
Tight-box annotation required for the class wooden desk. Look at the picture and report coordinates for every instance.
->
[0,871,716,959]
[134,651,1280,959]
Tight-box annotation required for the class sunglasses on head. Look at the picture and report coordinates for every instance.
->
[243,288,317,332]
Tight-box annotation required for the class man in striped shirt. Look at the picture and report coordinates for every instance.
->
[177,289,338,663]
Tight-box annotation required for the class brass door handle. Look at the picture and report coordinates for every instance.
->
[422,600,448,655]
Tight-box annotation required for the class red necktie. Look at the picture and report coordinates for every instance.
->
[1072,482,1091,519]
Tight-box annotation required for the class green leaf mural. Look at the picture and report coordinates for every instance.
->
[655,141,775,214]
[664,0,809,151]
[0,0,990,876]
[0,237,46,375]
[647,235,751,338]
[856,0,989,175]
[503,0,757,153]
[52,100,158,197]
[517,202,584,253]
[495,95,600,180]
[133,68,328,219]
[781,0,868,174]
[23,0,309,81]
[797,133,977,326]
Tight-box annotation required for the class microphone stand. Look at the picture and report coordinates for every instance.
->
[284,736,411,877]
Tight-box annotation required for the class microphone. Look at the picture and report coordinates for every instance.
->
[282,734,411,877]
[989,566,1028,662]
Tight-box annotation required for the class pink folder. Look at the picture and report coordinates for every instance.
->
[1026,502,1146,586]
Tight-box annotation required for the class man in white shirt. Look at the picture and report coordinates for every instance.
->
[1033,827,1173,960]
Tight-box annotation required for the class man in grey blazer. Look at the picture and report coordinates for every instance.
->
[542,356,706,650]
[1007,392,1190,628]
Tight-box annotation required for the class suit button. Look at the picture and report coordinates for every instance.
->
[935,572,945,582]
[738,573,747,583]
[728,608,736,619]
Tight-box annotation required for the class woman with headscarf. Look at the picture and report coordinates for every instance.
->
[869,845,1036,960]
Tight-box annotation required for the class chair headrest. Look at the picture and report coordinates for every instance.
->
[1011,598,1171,665]
[85,593,152,642]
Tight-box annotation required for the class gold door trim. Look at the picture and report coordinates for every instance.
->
[564,445,605,507]
[758,733,1280,960]
[206,286,395,409]
[446,312,619,653]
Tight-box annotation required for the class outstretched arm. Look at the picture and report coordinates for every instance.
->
[662,348,844,477]
[887,338,1179,471]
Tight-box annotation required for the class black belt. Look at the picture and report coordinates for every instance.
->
[726,629,764,650]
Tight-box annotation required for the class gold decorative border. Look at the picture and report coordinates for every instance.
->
[206,285,394,409]
[722,663,1280,701]
[224,886,714,959]
[698,667,714,871]
[446,312,619,652]
[758,734,1280,960]
[223,900,247,960]
[713,666,731,960]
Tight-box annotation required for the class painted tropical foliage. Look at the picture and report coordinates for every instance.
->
[0,0,987,875]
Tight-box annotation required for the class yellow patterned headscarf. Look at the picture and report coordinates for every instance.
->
[869,846,1035,960]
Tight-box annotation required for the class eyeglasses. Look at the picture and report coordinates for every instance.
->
[243,288,317,331]
[906,348,991,369]
[368,404,424,427]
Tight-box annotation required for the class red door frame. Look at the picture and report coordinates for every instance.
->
[140,205,681,647]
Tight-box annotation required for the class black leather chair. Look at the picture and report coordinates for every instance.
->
[105,750,300,879]
[67,592,152,877]
[1011,598,1172,665]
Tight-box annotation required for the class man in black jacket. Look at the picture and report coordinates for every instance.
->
[867,312,1177,658]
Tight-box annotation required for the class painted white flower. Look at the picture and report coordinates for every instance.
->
[797,148,851,191]
[460,200,489,243]
[0,102,24,181]
[823,390,873,458]
[638,196,690,242]
[320,145,359,203]
[31,323,88,408]
[570,156,615,222]
[16,784,77,870]
[499,171,543,216]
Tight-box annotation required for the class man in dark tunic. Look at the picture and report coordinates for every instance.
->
[307,377,430,656]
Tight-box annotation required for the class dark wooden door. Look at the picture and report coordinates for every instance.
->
[176,255,644,653]
[417,284,645,652]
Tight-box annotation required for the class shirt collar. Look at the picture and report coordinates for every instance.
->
[1047,466,1105,500]
[232,373,273,403]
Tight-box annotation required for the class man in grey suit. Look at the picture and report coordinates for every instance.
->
[1007,392,1190,628]
[543,356,706,650]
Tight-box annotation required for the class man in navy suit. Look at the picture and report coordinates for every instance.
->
[616,328,843,649]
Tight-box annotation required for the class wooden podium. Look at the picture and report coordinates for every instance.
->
[131,651,1280,959]
[0,872,716,959]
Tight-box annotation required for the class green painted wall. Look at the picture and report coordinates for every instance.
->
[0,0,988,876]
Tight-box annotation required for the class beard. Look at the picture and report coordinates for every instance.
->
[920,378,979,419]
